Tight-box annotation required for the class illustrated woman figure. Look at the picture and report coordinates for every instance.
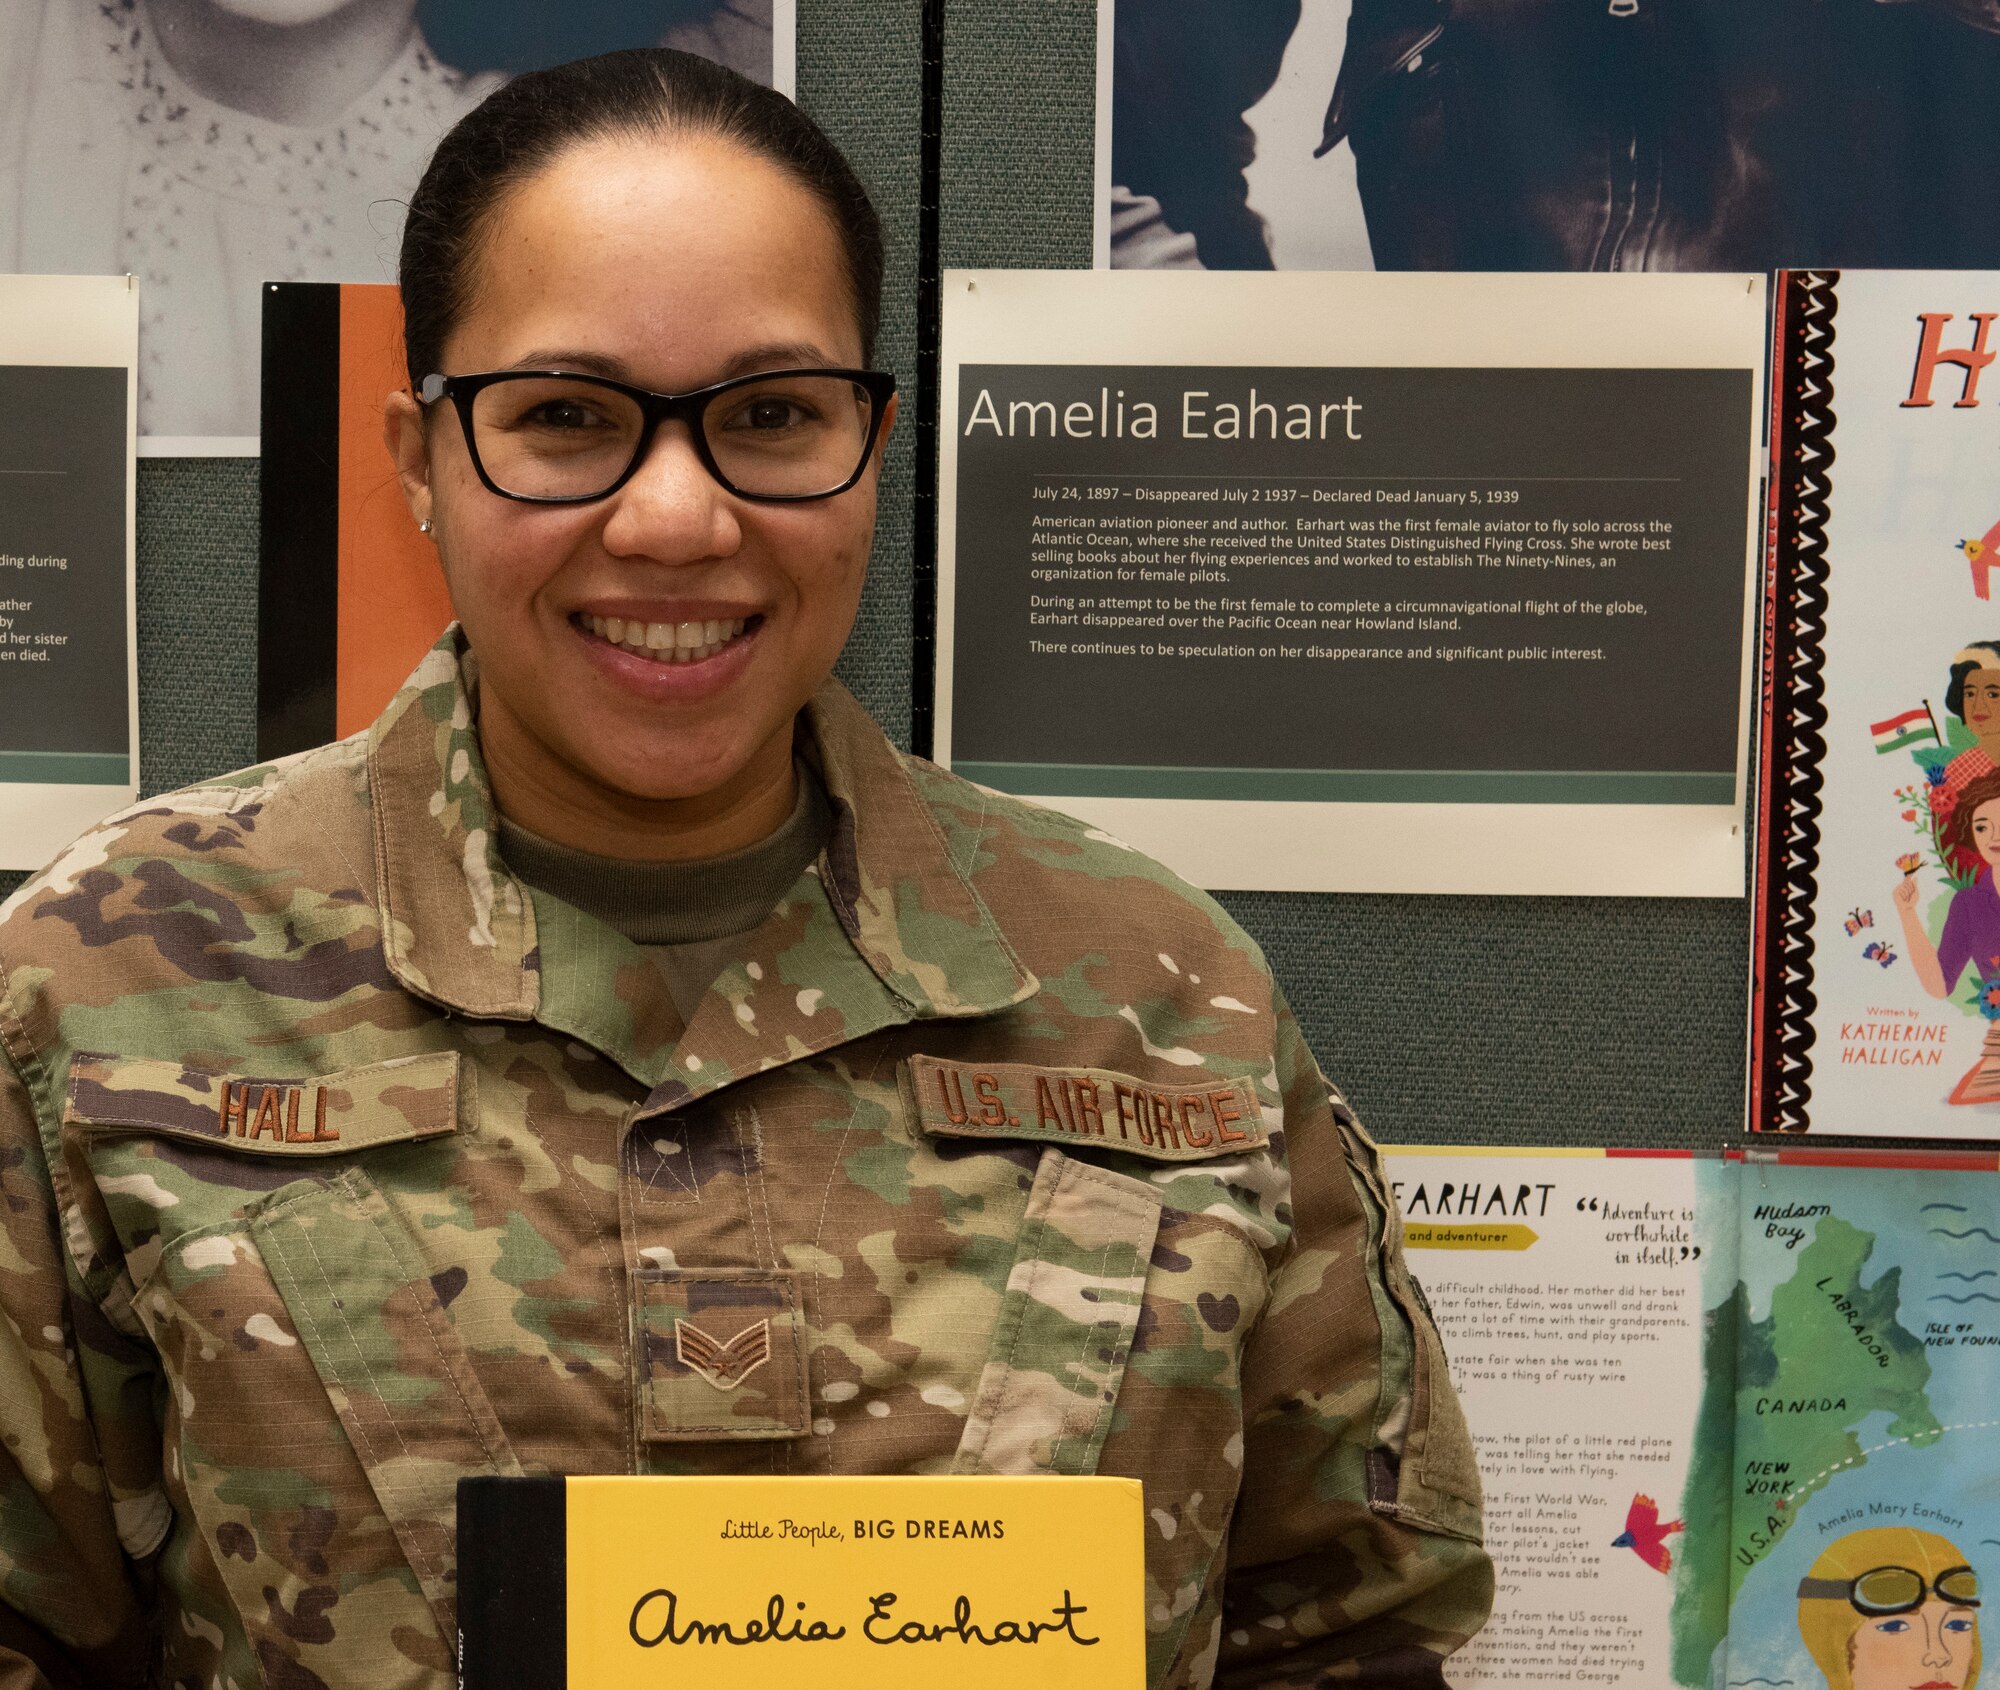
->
[1895,767,2000,1001]
[1932,642,2000,878]
[1798,1527,1981,1690]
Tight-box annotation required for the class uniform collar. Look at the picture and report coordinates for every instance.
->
[366,628,1036,1045]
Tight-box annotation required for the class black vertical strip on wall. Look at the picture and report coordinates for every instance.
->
[909,0,946,758]
[257,281,342,762]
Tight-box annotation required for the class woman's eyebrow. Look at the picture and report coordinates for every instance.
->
[714,342,840,377]
[500,343,844,381]
[507,350,626,376]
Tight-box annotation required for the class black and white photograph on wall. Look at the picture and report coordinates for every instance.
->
[0,0,794,450]
[1096,0,2000,274]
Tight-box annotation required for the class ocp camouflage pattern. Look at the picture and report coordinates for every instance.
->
[0,629,1491,1688]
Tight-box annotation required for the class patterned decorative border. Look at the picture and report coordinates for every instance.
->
[1749,271,1839,1132]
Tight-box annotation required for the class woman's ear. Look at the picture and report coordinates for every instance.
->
[384,389,435,531]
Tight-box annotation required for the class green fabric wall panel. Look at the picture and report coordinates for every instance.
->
[803,0,923,748]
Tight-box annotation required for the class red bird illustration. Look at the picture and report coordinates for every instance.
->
[1611,1494,1683,1573]
[1959,521,2000,599]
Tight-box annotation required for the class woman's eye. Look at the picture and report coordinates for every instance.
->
[726,396,814,432]
[522,400,606,431]
[1874,1619,1910,1633]
[1945,1618,1976,1633]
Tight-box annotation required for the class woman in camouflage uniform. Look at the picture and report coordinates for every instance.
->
[0,50,1490,1689]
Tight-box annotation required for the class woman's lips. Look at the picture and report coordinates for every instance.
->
[571,610,763,699]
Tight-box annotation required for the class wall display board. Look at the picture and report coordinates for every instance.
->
[0,1,795,453]
[259,281,449,762]
[1391,1144,2000,1690]
[1097,0,2000,275]
[935,268,1764,896]
[1754,270,2000,1137]
[0,274,138,873]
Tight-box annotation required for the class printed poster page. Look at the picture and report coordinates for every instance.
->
[1708,1159,2000,1690]
[936,270,1764,896]
[0,274,138,872]
[1383,1147,1726,1688]
[1786,271,2000,1135]
[0,1,798,452]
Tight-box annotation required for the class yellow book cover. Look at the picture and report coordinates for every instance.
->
[456,1473,1145,1688]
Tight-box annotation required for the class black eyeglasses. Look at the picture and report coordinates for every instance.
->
[418,367,896,504]
[1798,1565,1980,1615]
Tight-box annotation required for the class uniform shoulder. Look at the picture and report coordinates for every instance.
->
[0,735,370,949]
[895,750,1271,987]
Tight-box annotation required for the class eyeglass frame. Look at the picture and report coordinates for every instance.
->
[416,366,898,505]
[1797,1565,1981,1615]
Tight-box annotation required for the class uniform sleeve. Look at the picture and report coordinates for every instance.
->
[0,1040,156,1689]
[1216,987,1493,1688]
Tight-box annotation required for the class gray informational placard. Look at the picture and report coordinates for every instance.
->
[0,275,138,873]
[951,363,1749,807]
[935,270,1764,897]
[0,366,129,780]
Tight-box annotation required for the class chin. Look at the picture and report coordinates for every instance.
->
[585,747,754,807]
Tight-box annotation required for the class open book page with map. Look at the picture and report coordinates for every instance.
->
[1703,1152,2000,1690]
[1384,1146,1999,1690]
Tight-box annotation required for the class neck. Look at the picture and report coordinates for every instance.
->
[145,0,419,127]
[478,695,800,863]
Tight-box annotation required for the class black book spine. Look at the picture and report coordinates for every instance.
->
[457,1474,568,1690]
[1750,269,1839,1133]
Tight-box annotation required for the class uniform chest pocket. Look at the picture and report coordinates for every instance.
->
[61,1051,517,1686]
[903,1058,1281,1480]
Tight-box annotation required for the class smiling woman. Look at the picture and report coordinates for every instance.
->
[0,49,1491,1690]
[382,54,892,861]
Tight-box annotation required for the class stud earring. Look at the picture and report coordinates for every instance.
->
[419,518,433,535]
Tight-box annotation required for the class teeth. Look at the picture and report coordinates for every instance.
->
[580,613,749,665]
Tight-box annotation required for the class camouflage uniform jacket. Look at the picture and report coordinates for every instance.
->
[0,631,1490,1690]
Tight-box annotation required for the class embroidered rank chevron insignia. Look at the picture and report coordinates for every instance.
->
[674,1317,773,1390]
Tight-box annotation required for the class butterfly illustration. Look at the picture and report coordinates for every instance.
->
[1863,941,1898,968]
[1844,908,1874,935]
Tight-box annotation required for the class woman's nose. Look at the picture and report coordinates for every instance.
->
[1922,1618,1952,1668]
[599,421,740,562]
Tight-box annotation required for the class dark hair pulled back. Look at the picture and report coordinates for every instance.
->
[1949,641,2000,722]
[399,49,884,382]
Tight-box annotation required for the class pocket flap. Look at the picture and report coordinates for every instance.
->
[953,1148,1162,1478]
[905,1055,1269,1162]
[64,1051,467,1156]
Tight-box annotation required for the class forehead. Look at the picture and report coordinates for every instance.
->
[446,134,859,381]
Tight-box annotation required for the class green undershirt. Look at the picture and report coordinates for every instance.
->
[496,765,834,1021]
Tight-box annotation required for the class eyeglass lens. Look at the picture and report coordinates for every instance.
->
[467,374,877,500]
[1851,1566,1979,1613]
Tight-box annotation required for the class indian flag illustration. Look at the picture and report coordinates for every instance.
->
[1870,703,1941,754]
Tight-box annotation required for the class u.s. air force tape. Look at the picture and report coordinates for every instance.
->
[902,1056,1269,1162]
